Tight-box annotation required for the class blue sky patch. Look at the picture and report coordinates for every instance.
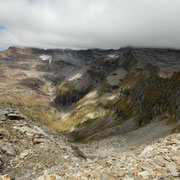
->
[0,25,6,31]
[0,26,7,51]
[0,47,8,51]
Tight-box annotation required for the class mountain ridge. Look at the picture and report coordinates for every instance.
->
[0,46,179,142]
[0,45,180,179]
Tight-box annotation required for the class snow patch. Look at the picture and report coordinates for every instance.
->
[68,73,83,81]
[40,54,51,61]
[107,54,118,59]
[108,94,117,100]
[61,112,70,120]
[40,54,52,64]
[86,113,95,119]
[86,90,98,99]
[99,93,117,105]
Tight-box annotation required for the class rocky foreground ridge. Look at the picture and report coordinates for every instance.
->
[0,108,86,179]
[0,108,180,179]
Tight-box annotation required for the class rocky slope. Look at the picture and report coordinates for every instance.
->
[0,108,86,180]
[0,108,179,179]
[0,46,180,179]
[1,46,179,142]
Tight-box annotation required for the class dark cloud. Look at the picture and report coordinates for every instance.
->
[0,0,180,49]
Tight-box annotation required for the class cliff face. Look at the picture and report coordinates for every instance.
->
[0,47,179,142]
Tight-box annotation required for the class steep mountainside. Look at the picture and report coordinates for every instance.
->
[0,46,179,142]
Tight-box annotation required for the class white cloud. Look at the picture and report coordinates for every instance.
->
[0,0,180,49]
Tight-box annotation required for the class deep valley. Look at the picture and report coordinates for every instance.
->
[0,46,180,179]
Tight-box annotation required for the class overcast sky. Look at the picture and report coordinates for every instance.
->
[0,0,180,50]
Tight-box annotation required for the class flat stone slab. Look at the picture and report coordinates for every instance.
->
[0,110,9,116]
[7,114,25,120]
[13,125,48,137]
[0,142,16,156]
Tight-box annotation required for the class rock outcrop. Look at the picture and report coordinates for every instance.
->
[0,108,86,179]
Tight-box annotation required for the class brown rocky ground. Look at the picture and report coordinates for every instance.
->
[0,108,86,180]
[0,108,179,179]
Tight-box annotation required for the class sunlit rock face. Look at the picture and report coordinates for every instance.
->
[0,46,180,142]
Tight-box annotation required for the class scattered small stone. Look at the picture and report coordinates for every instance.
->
[153,158,165,167]
[101,172,118,180]
[103,162,111,168]
[13,126,46,137]
[0,143,16,156]
[0,110,9,116]
[167,165,179,177]
[0,159,4,169]
[140,146,154,156]
[138,171,150,177]
[62,156,69,160]
[166,142,176,146]
[19,150,30,158]
[0,174,11,180]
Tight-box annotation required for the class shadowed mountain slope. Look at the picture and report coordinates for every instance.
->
[0,46,179,142]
